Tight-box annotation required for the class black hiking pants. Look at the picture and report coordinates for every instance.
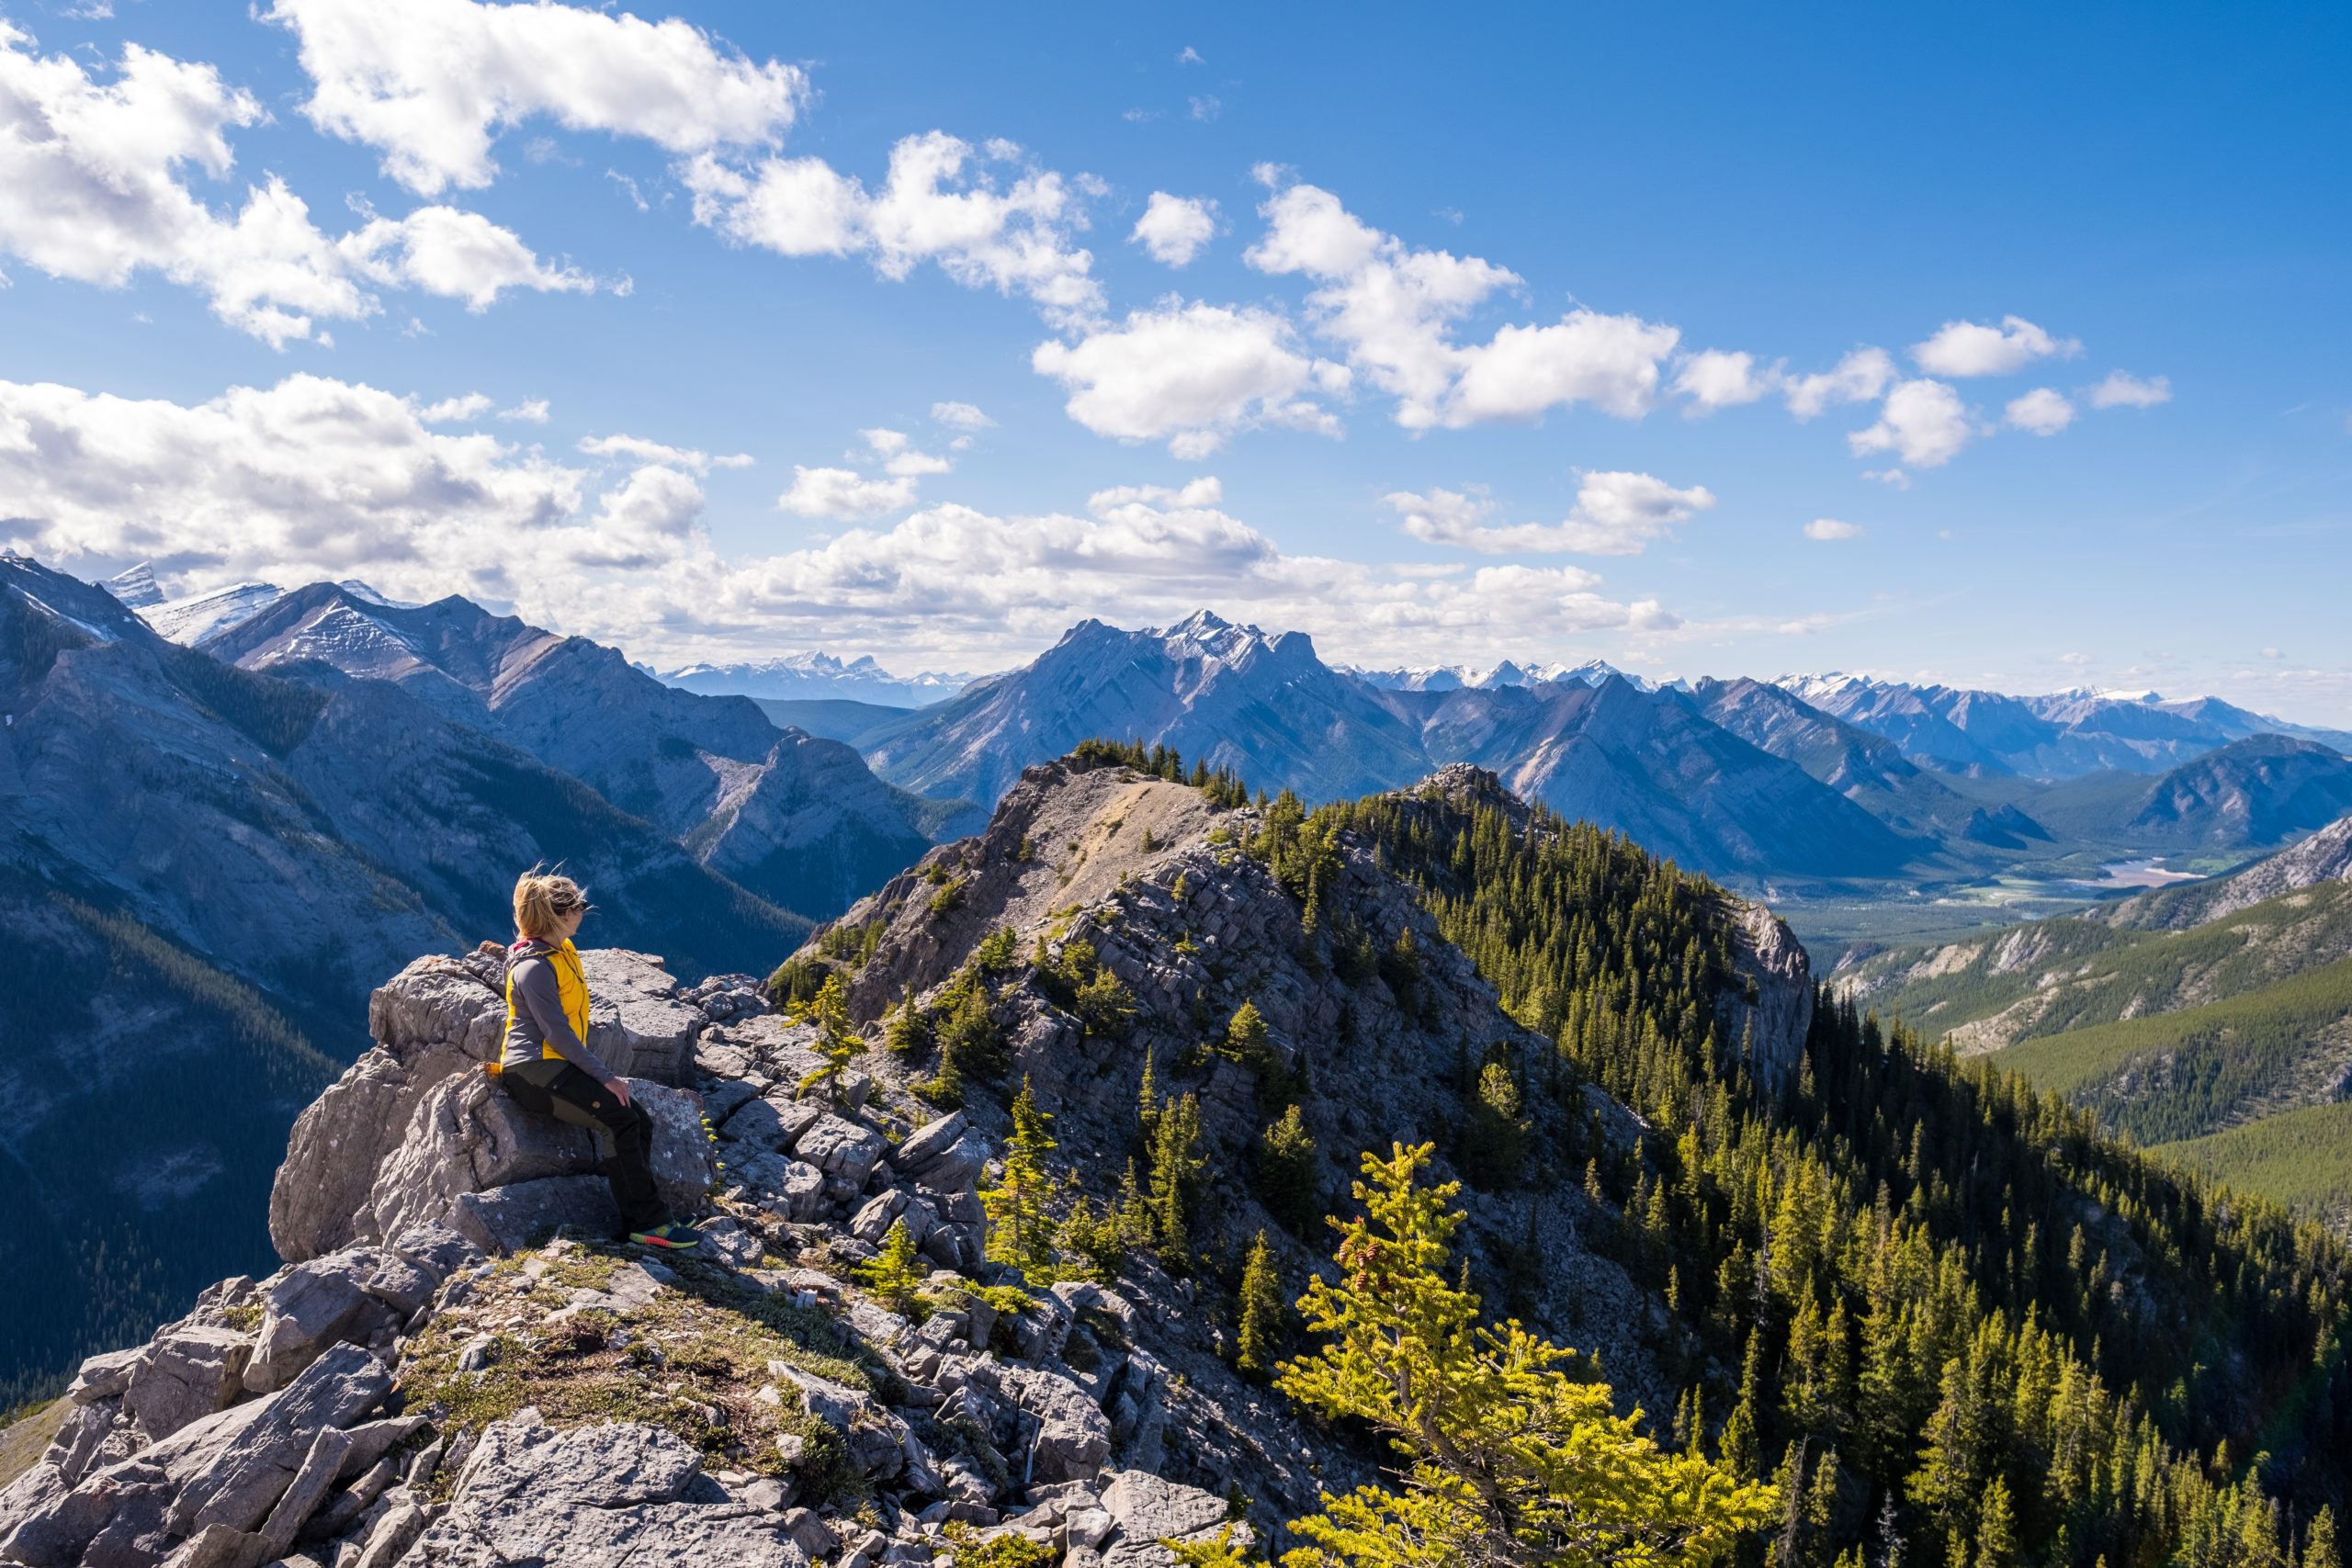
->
[500,1059,670,1235]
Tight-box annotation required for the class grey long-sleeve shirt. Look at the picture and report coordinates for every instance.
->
[500,941,615,1079]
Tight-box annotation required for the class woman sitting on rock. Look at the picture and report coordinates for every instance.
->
[499,869,702,1252]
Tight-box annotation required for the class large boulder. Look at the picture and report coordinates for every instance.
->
[244,1252,398,1394]
[269,954,504,1264]
[271,949,709,1265]
[579,949,706,1082]
[408,1411,802,1566]
[367,1071,714,1249]
[997,1365,1111,1485]
[450,1176,624,1255]
[121,1326,254,1443]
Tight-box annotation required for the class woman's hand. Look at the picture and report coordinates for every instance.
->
[604,1076,632,1107]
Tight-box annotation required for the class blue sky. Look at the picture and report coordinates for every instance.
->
[0,0,2346,719]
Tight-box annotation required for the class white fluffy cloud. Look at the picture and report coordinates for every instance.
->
[0,370,1683,664]
[2087,371,2171,410]
[776,467,920,519]
[1673,349,1777,412]
[1386,470,1715,556]
[1849,379,1973,468]
[1804,518,1863,541]
[1243,175,1679,431]
[1911,314,2080,378]
[1131,193,1216,266]
[931,401,994,430]
[684,131,1102,328]
[579,434,752,473]
[266,0,806,196]
[419,392,492,423]
[2005,387,2074,435]
[0,23,596,344]
[1031,299,1342,457]
[1781,347,1896,420]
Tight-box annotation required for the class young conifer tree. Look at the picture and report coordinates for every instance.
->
[797,975,869,1100]
[1235,1228,1285,1377]
[984,1078,1059,1273]
[1274,1143,1778,1568]
[859,1217,924,1312]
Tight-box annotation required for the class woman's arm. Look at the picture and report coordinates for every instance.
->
[512,956,618,1086]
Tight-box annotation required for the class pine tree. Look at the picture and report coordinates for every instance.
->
[858,1217,924,1311]
[796,975,869,1100]
[983,1078,1058,1273]
[884,986,928,1058]
[1467,1059,1530,1188]
[1277,1143,1778,1568]
[1235,1228,1284,1377]
[1137,1047,1162,1148]
[2309,1508,2341,1568]
[1115,1157,1154,1253]
[1258,1104,1320,1233]
[1722,1331,1764,1480]
[1149,1091,1205,1271]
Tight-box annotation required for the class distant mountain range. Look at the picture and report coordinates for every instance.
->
[1780,671,2352,778]
[658,650,978,706]
[854,611,2352,888]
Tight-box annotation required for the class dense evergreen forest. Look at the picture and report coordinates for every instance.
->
[1253,770,2349,1568]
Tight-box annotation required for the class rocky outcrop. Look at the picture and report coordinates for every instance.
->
[272,946,723,1263]
[1716,900,1815,1084]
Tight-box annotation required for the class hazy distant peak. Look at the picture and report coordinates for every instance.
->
[1345,656,1645,692]
[140,581,286,646]
[97,561,164,609]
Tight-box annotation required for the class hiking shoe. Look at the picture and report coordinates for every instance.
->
[629,1222,702,1251]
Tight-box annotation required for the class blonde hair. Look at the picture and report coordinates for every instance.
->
[513,867,589,938]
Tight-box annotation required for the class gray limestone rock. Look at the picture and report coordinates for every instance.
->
[270,953,503,1263]
[123,1325,255,1443]
[387,1223,483,1281]
[793,1114,887,1183]
[903,1131,988,1193]
[368,1072,712,1249]
[720,1093,825,1155]
[409,1412,803,1567]
[169,1346,393,1537]
[66,1348,149,1406]
[449,1175,624,1255]
[889,1112,968,1172]
[244,1254,391,1395]
[577,949,704,1083]
[1098,1471,1226,1543]
[997,1365,1111,1485]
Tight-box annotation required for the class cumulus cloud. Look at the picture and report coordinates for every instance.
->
[776,466,919,519]
[1242,174,1679,431]
[419,392,492,422]
[1032,298,1342,457]
[0,22,598,344]
[2005,388,2074,435]
[266,0,806,196]
[2087,371,2171,410]
[1804,518,1863,540]
[578,433,752,473]
[497,399,548,423]
[1849,379,1973,468]
[932,400,993,430]
[684,130,1103,327]
[1385,470,1715,556]
[1911,314,2081,378]
[0,370,1683,665]
[1131,192,1216,267]
[1673,349,1778,412]
[1782,347,1896,420]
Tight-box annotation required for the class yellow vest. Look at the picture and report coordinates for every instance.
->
[503,939,591,1065]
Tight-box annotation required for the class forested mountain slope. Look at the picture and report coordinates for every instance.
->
[792,747,2348,1562]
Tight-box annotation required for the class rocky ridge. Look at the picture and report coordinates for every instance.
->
[0,756,1812,1568]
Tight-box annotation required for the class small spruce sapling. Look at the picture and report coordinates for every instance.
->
[1235,1228,1285,1376]
[797,975,868,1101]
[859,1218,924,1313]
